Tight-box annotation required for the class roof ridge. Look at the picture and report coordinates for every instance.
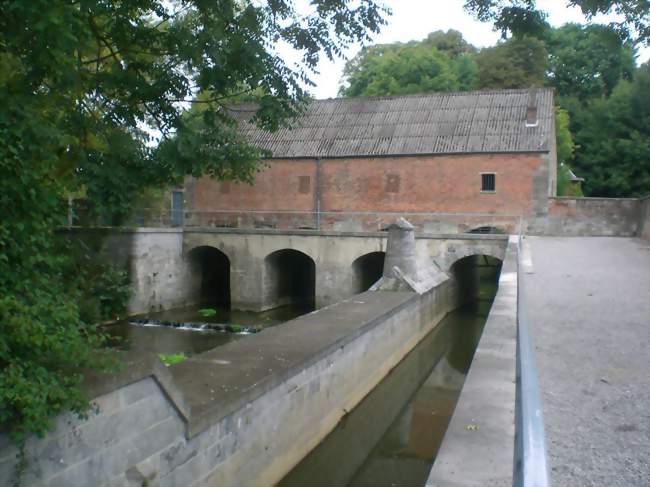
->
[314,87,554,103]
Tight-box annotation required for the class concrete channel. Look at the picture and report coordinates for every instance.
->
[0,232,520,487]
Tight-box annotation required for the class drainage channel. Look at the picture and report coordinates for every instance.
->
[280,271,498,487]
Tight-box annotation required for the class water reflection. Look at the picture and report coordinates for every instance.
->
[104,302,312,356]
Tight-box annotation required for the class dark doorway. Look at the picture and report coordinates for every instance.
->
[352,252,386,293]
[188,246,231,307]
[450,254,502,306]
[264,249,316,310]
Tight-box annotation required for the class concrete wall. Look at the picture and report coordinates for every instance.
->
[427,235,519,487]
[639,196,650,240]
[192,153,549,216]
[183,229,507,310]
[0,276,460,486]
[62,228,195,315]
[527,197,642,236]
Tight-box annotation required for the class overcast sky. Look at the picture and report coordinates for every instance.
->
[288,0,650,99]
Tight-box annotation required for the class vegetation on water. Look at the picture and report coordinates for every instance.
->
[158,352,188,367]
[198,308,218,319]
[339,23,650,198]
[0,0,388,443]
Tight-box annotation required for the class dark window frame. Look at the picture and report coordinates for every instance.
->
[481,172,496,193]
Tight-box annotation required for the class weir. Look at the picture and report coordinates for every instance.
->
[0,226,524,487]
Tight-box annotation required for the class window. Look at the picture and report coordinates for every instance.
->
[481,173,496,192]
[220,181,231,194]
[298,175,311,194]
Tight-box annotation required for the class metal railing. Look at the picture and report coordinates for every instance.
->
[514,232,551,487]
[116,208,524,235]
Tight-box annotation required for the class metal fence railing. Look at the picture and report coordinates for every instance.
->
[514,233,551,487]
[114,209,524,235]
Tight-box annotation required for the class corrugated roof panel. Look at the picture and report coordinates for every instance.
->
[229,88,554,158]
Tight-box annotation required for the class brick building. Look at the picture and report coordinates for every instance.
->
[182,88,556,232]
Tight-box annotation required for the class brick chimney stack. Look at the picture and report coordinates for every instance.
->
[526,88,538,127]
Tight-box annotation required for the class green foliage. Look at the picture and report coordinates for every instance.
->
[571,64,650,197]
[464,0,650,45]
[546,23,636,102]
[0,0,387,442]
[158,352,187,366]
[555,106,576,165]
[475,36,547,89]
[340,43,461,97]
[198,308,218,318]
[557,164,584,197]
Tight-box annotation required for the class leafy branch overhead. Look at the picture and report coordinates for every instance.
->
[0,0,389,442]
[463,0,650,46]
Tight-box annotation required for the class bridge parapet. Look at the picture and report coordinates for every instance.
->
[126,209,522,235]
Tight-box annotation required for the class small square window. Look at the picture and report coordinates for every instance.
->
[481,173,496,192]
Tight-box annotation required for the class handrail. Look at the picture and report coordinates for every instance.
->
[514,232,551,487]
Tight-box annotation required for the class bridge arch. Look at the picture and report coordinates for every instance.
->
[351,251,385,293]
[450,253,502,307]
[186,245,231,307]
[467,226,506,235]
[263,249,316,311]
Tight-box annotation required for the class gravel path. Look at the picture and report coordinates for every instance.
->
[526,237,650,487]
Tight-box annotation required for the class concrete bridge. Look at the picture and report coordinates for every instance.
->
[110,227,508,314]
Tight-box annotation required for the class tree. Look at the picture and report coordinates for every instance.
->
[571,63,650,196]
[424,29,477,57]
[0,0,388,442]
[464,0,650,46]
[546,23,636,102]
[339,31,481,97]
[475,36,547,89]
[340,42,462,96]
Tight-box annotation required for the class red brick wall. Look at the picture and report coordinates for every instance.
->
[193,159,317,211]
[192,153,546,215]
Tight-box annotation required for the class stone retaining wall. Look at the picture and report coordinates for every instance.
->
[527,197,641,236]
[639,197,650,240]
[0,278,458,486]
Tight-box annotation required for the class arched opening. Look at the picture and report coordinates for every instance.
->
[187,246,231,308]
[351,251,386,293]
[264,249,315,311]
[467,226,506,234]
[450,254,502,309]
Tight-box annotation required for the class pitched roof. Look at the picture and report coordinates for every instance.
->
[229,88,554,159]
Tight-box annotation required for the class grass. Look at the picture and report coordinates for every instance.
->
[158,352,187,366]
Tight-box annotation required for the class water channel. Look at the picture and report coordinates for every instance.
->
[105,302,313,355]
[279,259,500,487]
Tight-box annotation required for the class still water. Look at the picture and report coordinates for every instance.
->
[280,266,499,487]
[105,302,312,355]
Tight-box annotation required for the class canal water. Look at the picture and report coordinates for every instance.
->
[105,302,312,355]
[279,262,500,487]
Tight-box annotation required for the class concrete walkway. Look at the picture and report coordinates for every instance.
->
[526,237,650,487]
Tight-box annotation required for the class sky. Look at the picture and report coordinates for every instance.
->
[286,0,650,99]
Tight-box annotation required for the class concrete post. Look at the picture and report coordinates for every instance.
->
[383,218,418,280]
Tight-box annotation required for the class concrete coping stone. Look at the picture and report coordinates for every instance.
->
[81,289,426,439]
[182,227,510,241]
[549,196,641,202]
[426,235,519,487]
[171,290,419,437]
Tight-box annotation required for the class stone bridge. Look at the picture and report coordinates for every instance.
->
[117,227,508,314]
